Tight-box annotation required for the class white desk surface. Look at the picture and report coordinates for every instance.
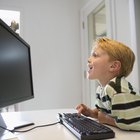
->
[1,109,140,140]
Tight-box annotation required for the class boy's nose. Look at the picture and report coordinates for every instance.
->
[88,57,91,63]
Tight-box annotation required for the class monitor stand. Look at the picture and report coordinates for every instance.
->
[0,113,34,138]
[0,114,6,137]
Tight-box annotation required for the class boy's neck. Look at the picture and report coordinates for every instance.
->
[98,75,118,87]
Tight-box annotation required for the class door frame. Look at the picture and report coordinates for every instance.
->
[80,0,117,106]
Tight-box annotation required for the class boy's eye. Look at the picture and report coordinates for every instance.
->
[92,52,98,57]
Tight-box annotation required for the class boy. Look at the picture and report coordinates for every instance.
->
[76,37,140,131]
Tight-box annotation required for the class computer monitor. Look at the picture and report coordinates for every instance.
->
[0,19,34,136]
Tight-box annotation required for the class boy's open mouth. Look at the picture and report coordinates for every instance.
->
[89,65,93,70]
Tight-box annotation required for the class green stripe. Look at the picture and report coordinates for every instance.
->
[108,77,122,93]
[116,117,140,125]
[112,100,140,110]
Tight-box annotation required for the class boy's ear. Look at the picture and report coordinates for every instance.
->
[110,60,121,72]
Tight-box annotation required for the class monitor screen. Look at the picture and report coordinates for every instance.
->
[0,18,34,109]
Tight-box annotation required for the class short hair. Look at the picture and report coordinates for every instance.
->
[94,37,135,77]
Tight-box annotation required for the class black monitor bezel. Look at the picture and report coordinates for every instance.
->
[0,18,34,109]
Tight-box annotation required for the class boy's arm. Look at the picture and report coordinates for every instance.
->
[98,111,117,127]
[88,108,99,119]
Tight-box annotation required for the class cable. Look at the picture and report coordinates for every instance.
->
[0,121,60,133]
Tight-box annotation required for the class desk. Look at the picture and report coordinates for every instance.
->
[1,109,140,140]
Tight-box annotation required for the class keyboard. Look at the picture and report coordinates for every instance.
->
[58,113,115,140]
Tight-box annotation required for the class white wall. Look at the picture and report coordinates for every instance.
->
[134,0,140,89]
[80,0,91,7]
[112,0,131,80]
[109,0,140,90]
[114,0,131,44]
[0,0,84,111]
[114,0,139,89]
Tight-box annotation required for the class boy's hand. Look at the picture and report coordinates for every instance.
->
[76,104,90,116]
[76,104,99,118]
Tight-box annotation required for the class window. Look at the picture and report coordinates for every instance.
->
[0,10,20,33]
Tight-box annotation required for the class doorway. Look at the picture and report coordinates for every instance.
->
[80,0,114,107]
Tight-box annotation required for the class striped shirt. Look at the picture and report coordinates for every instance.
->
[95,76,140,131]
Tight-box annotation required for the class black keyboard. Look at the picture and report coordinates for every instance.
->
[58,113,115,140]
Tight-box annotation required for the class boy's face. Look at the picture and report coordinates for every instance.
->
[87,46,113,82]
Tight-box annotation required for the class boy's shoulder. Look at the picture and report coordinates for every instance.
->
[105,76,140,97]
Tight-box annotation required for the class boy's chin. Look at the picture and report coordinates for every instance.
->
[87,73,97,80]
[87,74,94,80]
